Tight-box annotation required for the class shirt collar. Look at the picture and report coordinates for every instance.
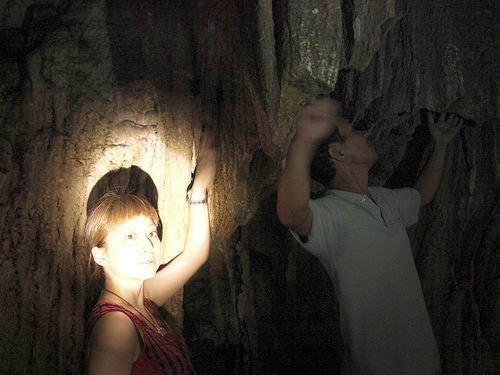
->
[325,187,379,203]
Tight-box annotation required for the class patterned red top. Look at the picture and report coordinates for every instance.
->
[86,299,192,374]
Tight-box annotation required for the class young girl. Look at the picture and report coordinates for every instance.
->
[85,129,216,374]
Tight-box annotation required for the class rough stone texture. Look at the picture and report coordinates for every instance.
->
[0,0,498,374]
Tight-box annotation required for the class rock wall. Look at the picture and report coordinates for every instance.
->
[0,0,498,374]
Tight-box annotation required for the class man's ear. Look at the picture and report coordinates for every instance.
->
[91,246,108,266]
[328,142,344,161]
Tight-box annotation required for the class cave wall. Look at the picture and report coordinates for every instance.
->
[0,0,498,374]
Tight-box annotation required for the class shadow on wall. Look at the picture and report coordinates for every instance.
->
[87,165,159,215]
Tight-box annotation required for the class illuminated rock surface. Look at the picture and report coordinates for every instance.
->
[0,1,498,374]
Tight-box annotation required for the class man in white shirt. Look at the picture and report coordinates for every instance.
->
[276,96,462,374]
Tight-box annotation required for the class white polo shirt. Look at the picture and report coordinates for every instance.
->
[292,187,441,375]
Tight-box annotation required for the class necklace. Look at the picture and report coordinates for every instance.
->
[103,289,167,337]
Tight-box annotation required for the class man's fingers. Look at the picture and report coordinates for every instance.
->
[443,113,463,128]
[452,116,462,127]
[427,111,435,125]
[438,112,447,123]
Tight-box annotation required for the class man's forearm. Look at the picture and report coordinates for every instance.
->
[414,111,462,207]
[277,97,341,234]
[276,137,318,235]
[413,143,448,207]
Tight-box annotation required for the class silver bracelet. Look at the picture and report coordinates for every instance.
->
[186,189,208,205]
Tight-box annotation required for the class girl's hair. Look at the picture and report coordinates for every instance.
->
[85,191,160,283]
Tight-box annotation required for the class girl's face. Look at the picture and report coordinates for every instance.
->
[95,216,162,284]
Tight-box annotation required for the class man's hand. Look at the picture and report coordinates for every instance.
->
[427,111,463,148]
[295,97,341,144]
[276,96,340,236]
[414,111,463,207]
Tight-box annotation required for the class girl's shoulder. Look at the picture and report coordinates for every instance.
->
[92,307,137,334]
[86,304,142,372]
[87,301,144,334]
[89,301,133,319]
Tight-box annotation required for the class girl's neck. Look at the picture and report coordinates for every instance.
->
[102,281,145,308]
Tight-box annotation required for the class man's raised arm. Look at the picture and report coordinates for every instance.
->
[277,97,340,237]
[413,111,463,207]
